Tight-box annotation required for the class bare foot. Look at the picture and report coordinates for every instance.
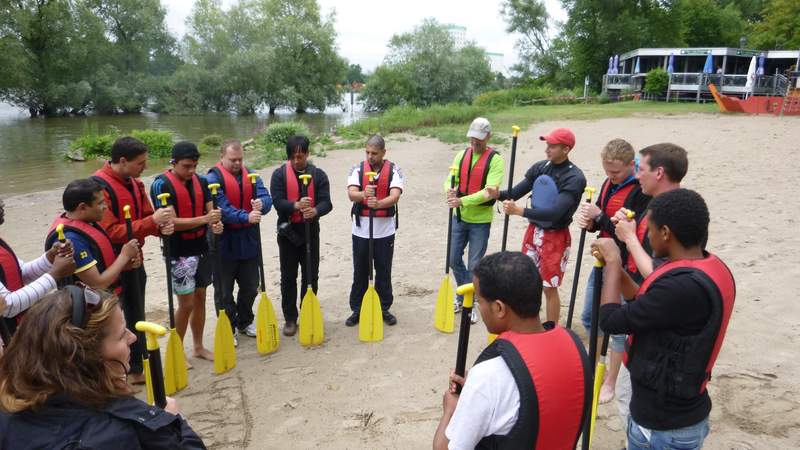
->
[129,373,146,385]
[193,347,214,361]
[599,383,615,404]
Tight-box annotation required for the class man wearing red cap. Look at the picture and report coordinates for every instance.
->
[487,128,586,326]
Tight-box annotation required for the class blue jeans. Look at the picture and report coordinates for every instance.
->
[581,269,627,353]
[627,416,709,450]
[449,220,491,299]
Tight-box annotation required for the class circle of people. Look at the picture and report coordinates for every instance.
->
[0,117,734,450]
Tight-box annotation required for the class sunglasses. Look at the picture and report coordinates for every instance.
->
[65,285,102,328]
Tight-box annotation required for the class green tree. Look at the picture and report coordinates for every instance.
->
[345,64,366,85]
[362,19,494,110]
[680,0,748,47]
[749,0,800,49]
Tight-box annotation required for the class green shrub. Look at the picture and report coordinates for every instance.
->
[199,134,223,154]
[261,121,311,146]
[340,103,488,137]
[644,68,669,95]
[473,86,578,108]
[129,129,174,158]
[69,129,174,159]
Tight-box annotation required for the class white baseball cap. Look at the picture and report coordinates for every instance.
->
[466,117,491,140]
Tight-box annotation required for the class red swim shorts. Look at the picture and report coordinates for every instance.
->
[521,224,571,288]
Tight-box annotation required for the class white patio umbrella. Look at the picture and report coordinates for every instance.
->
[745,56,757,97]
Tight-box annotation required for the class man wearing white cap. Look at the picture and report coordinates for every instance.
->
[487,127,586,327]
[445,118,505,323]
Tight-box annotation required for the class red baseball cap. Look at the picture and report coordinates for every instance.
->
[539,128,575,149]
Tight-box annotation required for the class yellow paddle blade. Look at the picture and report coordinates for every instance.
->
[434,276,455,333]
[214,310,237,374]
[589,361,607,448]
[299,287,324,346]
[164,328,188,395]
[143,357,154,405]
[359,285,383,342]
[256,291,280,354]
[487,332,498,344]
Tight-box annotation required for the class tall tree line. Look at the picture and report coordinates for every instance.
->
[0,0,345,117]
[503,0,800,90]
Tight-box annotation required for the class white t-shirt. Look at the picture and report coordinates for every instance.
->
[445,356,520,450]
[347,162,404,239]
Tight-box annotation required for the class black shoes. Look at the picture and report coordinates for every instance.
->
[382,311,397,326]
[345,311,359,327]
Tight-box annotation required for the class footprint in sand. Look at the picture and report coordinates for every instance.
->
[714,371,800,439]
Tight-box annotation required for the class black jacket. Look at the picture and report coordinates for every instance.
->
[0,395,206,450]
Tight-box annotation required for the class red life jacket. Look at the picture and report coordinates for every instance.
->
[350,160,397,227]
[598,178,637,238]
[210,162,253,231]
[458,147,497,199]
[161,171,206,240]
[91,163,145,225]
[626,215,649,274]
[46,215,120,293]
[285,163,316,224]
[624,253,735,398]
[475,327,590,450]
[0,238,23,292]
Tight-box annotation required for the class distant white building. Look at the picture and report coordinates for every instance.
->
[486,52,507,75]
[444,24,467,49]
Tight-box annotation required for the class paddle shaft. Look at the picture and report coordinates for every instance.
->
[454,304,473,394]
[582,264,604,450]
[209,194,227,294]
[444,174,455,274]
[500,134,519,252]
[368,178,375,283]
[148,346,167,408]
[566,195,595,330]
[301,182,313,290]
[123,209,148,368]
[158,201,176,329]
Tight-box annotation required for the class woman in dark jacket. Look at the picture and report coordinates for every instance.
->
[0,288,206,449]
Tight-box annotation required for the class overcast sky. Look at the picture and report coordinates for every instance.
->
[163,0,566,72]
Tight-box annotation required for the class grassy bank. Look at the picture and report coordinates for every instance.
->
[338,101,718,145]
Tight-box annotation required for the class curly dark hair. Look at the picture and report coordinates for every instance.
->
[648,188,709,248]
[472,251,542,318]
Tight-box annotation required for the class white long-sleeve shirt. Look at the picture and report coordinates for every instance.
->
[1,253,56,318]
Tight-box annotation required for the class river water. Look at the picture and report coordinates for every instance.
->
[0,97,368,195]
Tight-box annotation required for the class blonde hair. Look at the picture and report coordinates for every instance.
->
[601,139,634,164]
[0,290,130,412]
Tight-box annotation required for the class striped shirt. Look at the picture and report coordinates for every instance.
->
[1,253,56,318]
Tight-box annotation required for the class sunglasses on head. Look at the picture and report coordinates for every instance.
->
[65,285,102,328]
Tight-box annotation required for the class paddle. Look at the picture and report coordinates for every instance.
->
[359,171,383,342]
[155,193,188,395]
[54,224,68,288]
[208,183,236,374]
[434,166,458,333]
[297,173,324,346]
[566,186,597,330]
[122,205,154,404]
[135,321,168,408]
[582,254,604,450]
[500,125,521,252]
[453,282,476,394]
[247,173,280,354]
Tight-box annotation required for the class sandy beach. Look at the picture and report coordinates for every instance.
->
[2,112,799,449]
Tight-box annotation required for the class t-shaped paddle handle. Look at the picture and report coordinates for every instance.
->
[56,224,66,242]
[365,171,377,184]
[157,193,171,207]
[456,283,475,309]
[625,210,635,220]
[123,205,132,220]
[512,125,520,137]
[208,183,220,196]
[299,174,312,186]
[248,173,259,186]
[136,321,167,351]
[584,186,597,202]
[592,251,605,268]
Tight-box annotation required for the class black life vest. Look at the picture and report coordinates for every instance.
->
[285,163,316,224]
[598,177,637,238]
[209,162,254,231]
[350,160,397,227]
[45,215,120,294]
[157,171,206,240]
[474,327,590,450]
[624,253,735,399]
